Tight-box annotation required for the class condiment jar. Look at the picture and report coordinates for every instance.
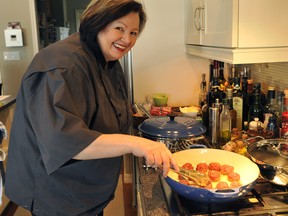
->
[249,118,263,131]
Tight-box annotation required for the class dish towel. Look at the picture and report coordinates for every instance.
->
[0,121,7,207]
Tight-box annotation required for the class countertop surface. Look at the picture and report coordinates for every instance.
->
[137,157,170,216]
[0,95,16,111]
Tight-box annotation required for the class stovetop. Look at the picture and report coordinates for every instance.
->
[157,136,288,216]
[159,164,288,216]
[160,171,288,216]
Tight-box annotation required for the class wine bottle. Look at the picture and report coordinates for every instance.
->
[218,62,227,92]
[199,73,207,107]
[241,73,249,126]
[232,77,243,130]
[263,86,276,116]
[226,88,237,129]
[248,90,265,123]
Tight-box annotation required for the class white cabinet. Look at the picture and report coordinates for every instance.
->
[185,0,237,47]
[185,0,288,64]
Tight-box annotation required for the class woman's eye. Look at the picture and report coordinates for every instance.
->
[131,31,139,37]
[115,27,124,32]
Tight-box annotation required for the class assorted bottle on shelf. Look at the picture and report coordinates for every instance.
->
[200,60,288,148]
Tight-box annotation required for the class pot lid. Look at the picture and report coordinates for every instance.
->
[138,115,206,138]
[247,139,288,167]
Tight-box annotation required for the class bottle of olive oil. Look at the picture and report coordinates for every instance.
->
[232,77,243,130]
[220,99,232,147]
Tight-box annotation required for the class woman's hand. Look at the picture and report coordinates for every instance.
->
[130,137,179,177]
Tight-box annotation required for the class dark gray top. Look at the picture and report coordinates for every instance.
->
[5,33,132,216]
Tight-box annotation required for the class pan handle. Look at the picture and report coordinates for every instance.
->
[243,136,265,145]
[207,188,241,198]
[188,144,207,149]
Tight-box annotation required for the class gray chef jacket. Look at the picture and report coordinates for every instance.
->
[5,33,132,216]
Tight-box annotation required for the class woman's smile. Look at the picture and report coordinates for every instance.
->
[113,42,127,52]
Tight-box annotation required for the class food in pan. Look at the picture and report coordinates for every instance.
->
[208,170,221,182]
[208,162,221,171]
[227,171,241,182]
[220,164,234,175]
[216,181,229,189]
[178,162,242,189]
[181,162,194,170]
[196,162,209,173]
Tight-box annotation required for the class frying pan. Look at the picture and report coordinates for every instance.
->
[247,138,288,186]
[165,148,260,203]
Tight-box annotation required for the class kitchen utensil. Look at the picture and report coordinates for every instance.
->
[247,138,288,186]
[165,148,260,203]
[138,115,206,152]
[136,103,153,118]
[160,165,210,187]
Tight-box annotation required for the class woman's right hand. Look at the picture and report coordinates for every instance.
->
[130,137,179,177]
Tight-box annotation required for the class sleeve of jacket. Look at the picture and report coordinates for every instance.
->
[24,67,101,174]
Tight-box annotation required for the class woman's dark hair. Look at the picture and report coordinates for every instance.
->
[79,0,147,50]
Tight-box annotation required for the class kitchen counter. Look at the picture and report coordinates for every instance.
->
[136,157,169,216]
[0,96,16,112]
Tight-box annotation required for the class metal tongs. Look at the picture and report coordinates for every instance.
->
[160,165,210,187]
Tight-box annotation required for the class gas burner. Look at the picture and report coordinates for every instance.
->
[160,175,288,216]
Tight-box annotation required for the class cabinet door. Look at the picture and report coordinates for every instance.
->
[238,0,288,48]
[185,0,203,45]
[185,0,238,47]
[202,0,238,47]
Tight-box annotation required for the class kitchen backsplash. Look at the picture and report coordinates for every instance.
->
[237,62,288,93]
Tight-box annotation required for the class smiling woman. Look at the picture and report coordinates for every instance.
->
[5,1,178,215]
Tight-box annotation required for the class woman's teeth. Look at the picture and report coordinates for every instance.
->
[113,43,125,49]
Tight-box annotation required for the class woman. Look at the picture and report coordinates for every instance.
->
[5,0,178,215]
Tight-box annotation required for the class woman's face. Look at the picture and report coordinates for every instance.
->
[98,12,140,62]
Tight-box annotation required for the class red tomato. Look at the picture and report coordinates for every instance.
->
[208,170,221,182]
[208,162,221,171]
[220,164,234,175]
[228,171,240,182]
[216,181,229,189]
[196,162,209,173]
[181,162,194,170]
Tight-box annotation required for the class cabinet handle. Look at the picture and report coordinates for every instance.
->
[194,7,201,30]
[200,6,205,31]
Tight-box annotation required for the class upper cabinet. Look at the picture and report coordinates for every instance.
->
[185,0,288,64]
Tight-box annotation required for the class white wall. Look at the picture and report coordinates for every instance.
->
[133,0,210,107]
[0,0,38,97]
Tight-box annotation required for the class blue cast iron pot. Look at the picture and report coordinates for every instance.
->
[165,148,260,203]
